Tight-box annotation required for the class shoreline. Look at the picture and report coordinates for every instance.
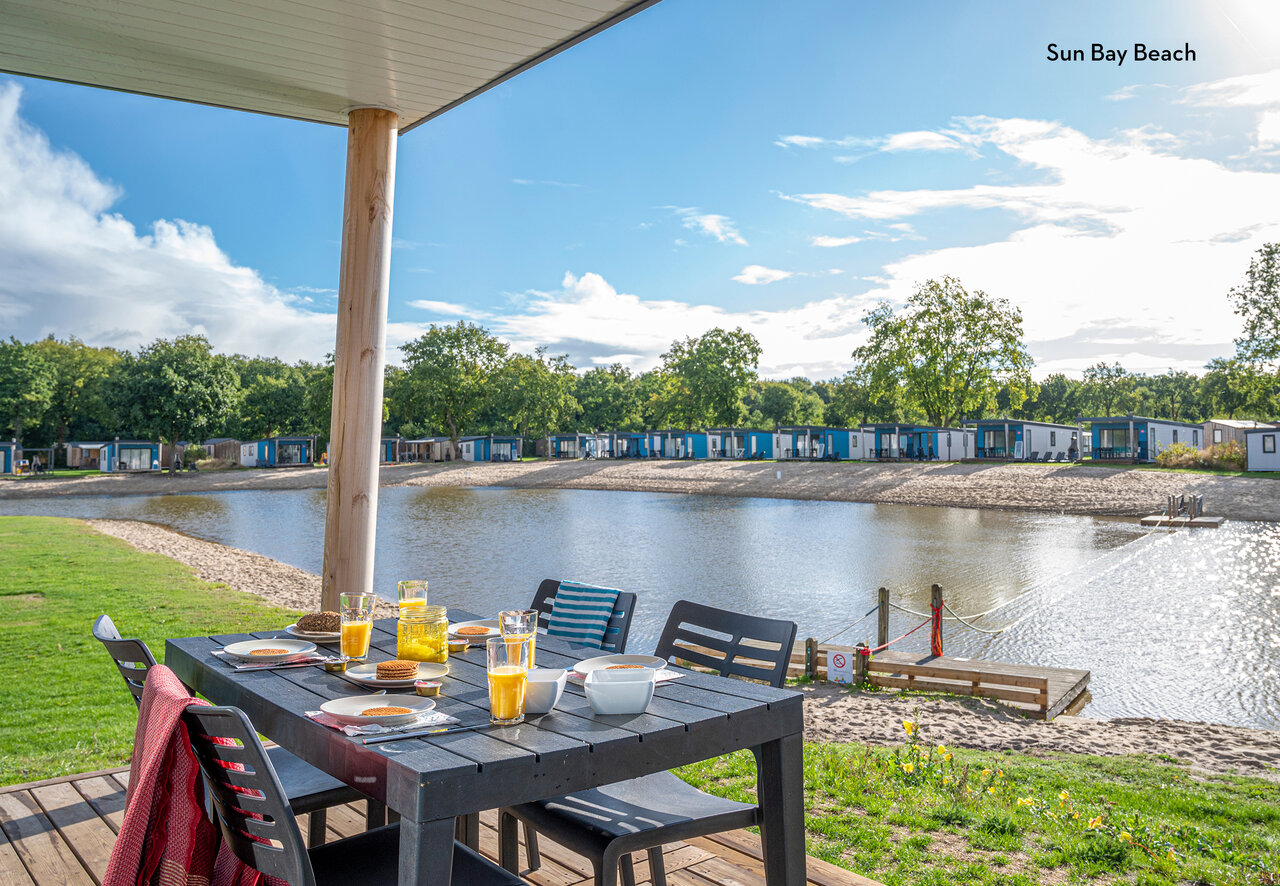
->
[85,517,1280,782]
[5,459,1280,521]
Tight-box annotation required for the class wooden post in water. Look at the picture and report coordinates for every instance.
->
[877,587,889,649]
[320,107,398,612]
[930,584,944,657]
[805,637,818,679]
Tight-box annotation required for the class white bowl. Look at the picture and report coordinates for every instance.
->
[573,654,665,676]
[524,668,567,715]
[584,669,655,715]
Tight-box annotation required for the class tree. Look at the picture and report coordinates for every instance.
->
[1229,242,1280,369]
[1200,357,1271,419]
[301,359,335,443]
[1029,373,1081,424]
[1082,362,1134,416]
[399,322,509,454]
[496,349,578,442]
[575,365,640,431]
[851,276,1034,427]
[752,381,824,426]
[31,337,120,448]
[658,328,762,427]
[111,335,240,472]
[1144,370,1200,422]
[824,373,896,426]
[0,338,56,444]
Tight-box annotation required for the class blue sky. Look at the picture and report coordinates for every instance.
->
[3,0,1280,378]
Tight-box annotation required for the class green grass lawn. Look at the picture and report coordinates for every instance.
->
[0,515,302,786]
[679,729,1280,886]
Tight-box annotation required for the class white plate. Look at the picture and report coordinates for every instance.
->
[573,654,666,675]
[449,619,500,645]
[320,694,435,726]
[222,638,317,663]
[286,624,341,643]
[345,661,449,687]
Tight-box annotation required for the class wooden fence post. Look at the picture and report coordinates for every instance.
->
[877,587,889,649]
[805,637,818,680]
[855,642,868,685]
[931,584,944,657]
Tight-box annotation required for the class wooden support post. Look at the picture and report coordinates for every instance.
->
[854,642,868,685]
[877,587,889,649]
[930,584,944,657]
[804,637,818,680]
[321,107,398,611]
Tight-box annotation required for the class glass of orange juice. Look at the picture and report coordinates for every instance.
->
[486,636,529,725]
[499,609,538,669]
[397,580,428,611]
[339,592,375,661]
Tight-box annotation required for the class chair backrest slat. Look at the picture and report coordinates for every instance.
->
[655,600,797,688]
[182,706,315,886]
[93,614,157,707]
[530,580,637,654]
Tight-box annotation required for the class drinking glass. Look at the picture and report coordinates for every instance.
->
[499,608,538,669]
[486,636,529,725]
[339,592,375,661]
[397,580,429,612]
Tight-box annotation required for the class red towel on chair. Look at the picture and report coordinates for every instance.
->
[103,665,268,886]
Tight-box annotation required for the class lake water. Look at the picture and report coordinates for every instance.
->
[4,486,1277,729]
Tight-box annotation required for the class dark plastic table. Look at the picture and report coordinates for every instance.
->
[166,612,805,886]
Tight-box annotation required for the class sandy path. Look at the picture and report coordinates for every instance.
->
[84,518,1280,781]
[5,459,1279,521]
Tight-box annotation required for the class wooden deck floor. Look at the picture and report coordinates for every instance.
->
[0,767,878,886]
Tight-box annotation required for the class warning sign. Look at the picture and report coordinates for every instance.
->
[828,649,854,684]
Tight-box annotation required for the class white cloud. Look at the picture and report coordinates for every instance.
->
[1104,85,1142,102]
[883,131,964,152]
[777,130,970,159]
[1183,69,1280,108]
[407,299,471,316]
[732,265,793,285]
[811,234,864,247]
[682,212,747,245]
[784,106,1280,374]
[482,271,874,378]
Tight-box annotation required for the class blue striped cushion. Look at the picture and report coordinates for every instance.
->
[546,581,620,649]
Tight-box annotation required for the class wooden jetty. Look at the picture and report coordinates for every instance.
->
[790,643,1090,721]
[0,766,880,886]
[1139,514,1224,529]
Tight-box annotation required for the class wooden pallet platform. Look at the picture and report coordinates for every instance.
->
[0,767,880,886]
[791,645,1090,721]
[1139,515,1224,528]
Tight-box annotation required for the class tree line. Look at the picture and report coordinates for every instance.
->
[3,245,1278,459]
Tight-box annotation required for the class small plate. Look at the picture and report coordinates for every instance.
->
[222,638,317,663]
[345,661,450,687]
[286,624,341,643]
[573,654,666,676]
[320,694,435,726]
[449,619,499,645]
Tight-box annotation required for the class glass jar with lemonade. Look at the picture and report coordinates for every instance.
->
[397,604,449,663]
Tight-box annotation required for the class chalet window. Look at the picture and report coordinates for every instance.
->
[1049,431,1056,446]
[1173,431,1179,444]
[1265,435,1276,454]
[1214,429,1222,443]
[1193,431,1199,446]
[851,435,858,446]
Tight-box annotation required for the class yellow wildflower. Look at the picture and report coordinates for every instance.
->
[1016,797,1033,808]
[982,768,993,777]
[1167,849,1176,861]
[902,762,914,774]
[936,745,948,754]
[987,787,997,795]
[1072,812,1080,820]
[1087,816,1102,830]
[943,753,953,762]
[1058,790,1070,801]
[996,769,1004,777]
[903,720,917,736]
[942,776,951,785]
[1119,832,1132,843]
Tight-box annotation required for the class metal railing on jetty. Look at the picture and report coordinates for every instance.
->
[788,585,1088,720]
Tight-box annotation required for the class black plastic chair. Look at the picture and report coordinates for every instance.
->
[92,614,375,846]
[530,579,637,655]
[498,601,797,886]
[182,705,521,886]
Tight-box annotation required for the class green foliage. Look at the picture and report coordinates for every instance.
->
[852,276,1034,427]
[1155,440,1248,472]
[110,335,239,468]
[495,348,579,440]
[0,337,56,442]
[750,380,825,426]
[1082,361,1136,416]
[1201,358,1274,420]
[656,327,761,427]
[574,364,641,431]
[31,336,121,447]
[0,516,300,784]
[398,322,509,450]
[676,716,1280,886]
[1229,242,1280,370]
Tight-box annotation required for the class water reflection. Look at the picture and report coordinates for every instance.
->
[3,486,1276,728]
